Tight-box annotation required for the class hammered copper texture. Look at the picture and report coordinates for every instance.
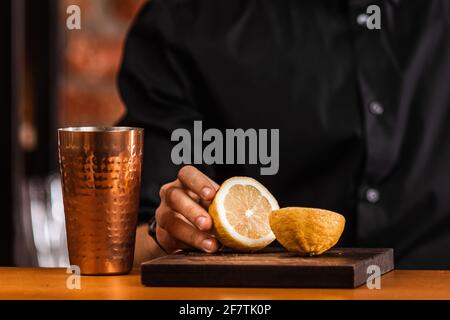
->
[58,127,143,275]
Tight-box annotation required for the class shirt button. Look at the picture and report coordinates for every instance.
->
[369,101,384,115]
[356,13,369,26]
[366,188,380,203]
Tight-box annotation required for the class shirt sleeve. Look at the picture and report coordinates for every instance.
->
[117,0,208,224]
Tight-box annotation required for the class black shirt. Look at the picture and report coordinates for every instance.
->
[118,0,450,268]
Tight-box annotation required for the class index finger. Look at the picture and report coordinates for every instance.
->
[177,165,219,201]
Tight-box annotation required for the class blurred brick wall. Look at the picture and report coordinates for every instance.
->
[60,0,145,127]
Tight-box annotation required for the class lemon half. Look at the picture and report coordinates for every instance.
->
[270,207,345,255]
[209,177,279,252]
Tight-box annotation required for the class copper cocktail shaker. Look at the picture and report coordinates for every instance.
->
[58,127,143,275]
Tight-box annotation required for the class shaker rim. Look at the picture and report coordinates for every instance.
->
[58,126,144,133]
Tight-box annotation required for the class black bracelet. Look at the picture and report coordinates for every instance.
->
[147,216,167,254]
[148,216,157,238]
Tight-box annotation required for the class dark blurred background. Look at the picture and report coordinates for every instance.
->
[1,0,145,267]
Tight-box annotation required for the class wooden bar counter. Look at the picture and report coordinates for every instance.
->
[0,268,449,300]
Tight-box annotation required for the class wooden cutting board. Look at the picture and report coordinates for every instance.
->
[141,248,394,288]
